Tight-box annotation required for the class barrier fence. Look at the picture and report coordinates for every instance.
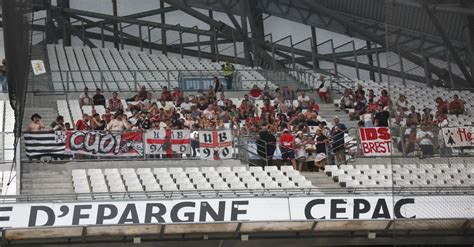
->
[21,125,474,163]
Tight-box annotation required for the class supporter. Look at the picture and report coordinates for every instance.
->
[317,75,330,103]
[367,89,376,102]
[108,92,123,111]
[282,86,295,101]
[435,97,449,115]
[416,125,435,156]
[349,95,366,120]
[294,131,308,171]
[50,115,65,130]
[449,94,465,116]
[367,99,378,112]
[191,124,200,157]
[249,85,262,100]
[406,106,421,126]
[180,97,194,114]
[90,113,106,131]
[214,76,224,93]
[222,61,235,90]
[279,129,297,169]
[127,95,145,112]
[64,122,73,131]
[26,113,45,132]
[75,114,90,131]
[261,99,275,115]
[79,87,92,107]
[102,108,112,124]
[362,108,374,127]
[161,86,172,101]
[308,98,320,113]
[355,84,365,97]
[395,94,409,112]
[314,128,329,171]
[256,126,277,167]
[421,108,434,126]
[107,111,131,131]
[138,85,148,100]
[339,88,354,110]
[403,128,417,155]
[297,91,310,109]
[136,112,151,130]
[216,94,226,108]
[378,89,391,107]
[374,106,390,127]
[143,92,155,109]
[93,88,106,107]
[0,59,6,76]
[208,85,217,100]
[172,87,183,104]
[262,85,273,100]
[331,116,347,163]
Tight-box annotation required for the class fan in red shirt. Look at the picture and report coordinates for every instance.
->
[449,94,465,116]
[249,85,262,100]
[172,87,182,102]
[435,97,449,115]
[161,86,172,101]
[279,129,297,169]
[75,113,90,130]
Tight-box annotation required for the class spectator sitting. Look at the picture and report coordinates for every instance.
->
[108,92,123,112]
[26,113,45,132]
[172,87,183,104]
[449,94,465,116]
[362,108,374,127]
[50,115,65,130]
[249,85,262,100]
[406,106,421,126]
[107,110,131,131]
[138,85,148,100]
[161,86,172,101]
[102,108,112,123]
[435,97,449,115]
[90,113,106,130]
[262,85,273,100]
[92,88,106,107]
[355,84,365,97]
[349,95,366,120]
[180,97,194,114]
[297,91,310,109]
[79,87,92,108]
[421,108,434,126]
[378,89,391,107]
[416,125,435,156]
[395,94,408,112]
[65,122,73,130]
[75,114,90,131]
[339,88,354,110]
[367,89,376,102]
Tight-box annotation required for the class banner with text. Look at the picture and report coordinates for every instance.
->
[199,130,233,160]
[0,195,472,228]
[359,127,392,156]
[65,131,144,156]
[145,130,191,156]
[442,127,474,147]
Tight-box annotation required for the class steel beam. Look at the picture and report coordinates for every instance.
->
[160,0,167,55]
[300,0,469,88]
[423,2,473,84]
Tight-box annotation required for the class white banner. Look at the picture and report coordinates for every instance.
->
[0,196,472,228]
[359,127,392,156]
[145,130,190,155]
[199,130,233,160]
[442,127,474,147]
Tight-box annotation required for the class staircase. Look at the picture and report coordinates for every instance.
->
[21,170,73,195]
[302,171,342,189]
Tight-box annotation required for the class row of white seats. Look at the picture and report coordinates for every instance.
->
[71,166,314,198]
[326,164,474,188]
[48,45,275,91]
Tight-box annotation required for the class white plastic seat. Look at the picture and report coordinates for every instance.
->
[280,166,294,172]
[246,181,263,190]
[232,166,247,172]
[217,167,232,172]
[200,167,216,172]
[297,180,313,188]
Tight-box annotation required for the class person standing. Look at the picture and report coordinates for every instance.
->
[279,129,297,169]
[330,116,348,163]
[294,131,308,171]
[222,61,235,90]
[256,127,277,167]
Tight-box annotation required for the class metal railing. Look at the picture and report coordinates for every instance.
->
[44,68,341,93]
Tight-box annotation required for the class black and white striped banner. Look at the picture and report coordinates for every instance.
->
[24,131,66,157]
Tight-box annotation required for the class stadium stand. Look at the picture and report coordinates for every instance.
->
[47,45,274,91]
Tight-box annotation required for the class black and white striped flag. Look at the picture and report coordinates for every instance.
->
[24,131,66,157]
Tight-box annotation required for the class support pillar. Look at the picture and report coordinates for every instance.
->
[58,0,71,46]
[366,41,376,81]
[209,10,216,62]
[160,0,167,55]
[311,26,320,70]
[112,0,119,49]
[240,0,252,67]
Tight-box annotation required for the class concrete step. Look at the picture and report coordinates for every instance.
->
[21,182,73,190]
[22,187,73,195]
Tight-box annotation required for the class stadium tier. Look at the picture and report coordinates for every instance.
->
[47,45,274,91]
[71,166,313,197]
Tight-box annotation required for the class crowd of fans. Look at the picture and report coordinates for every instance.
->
[26,75,469,168]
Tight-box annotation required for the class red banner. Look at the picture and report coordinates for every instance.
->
[65,131,143,156]
[359,127,392,156]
